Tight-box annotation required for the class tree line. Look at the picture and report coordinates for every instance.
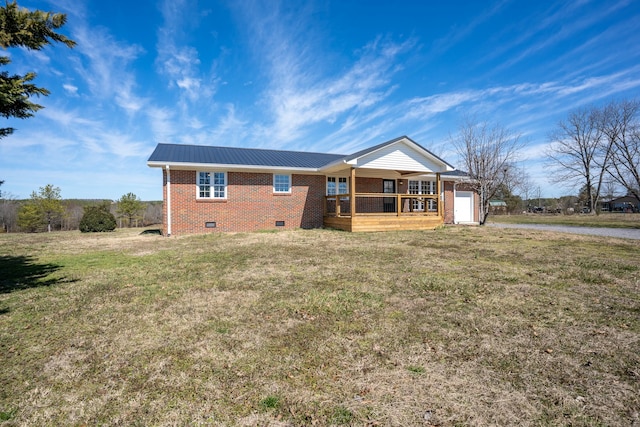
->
[0,185,162,233]
[546,99,640,213]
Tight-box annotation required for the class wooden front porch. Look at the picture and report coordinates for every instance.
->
[323,193,444,232]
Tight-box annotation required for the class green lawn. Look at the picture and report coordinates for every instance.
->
[1,227,639,426]
[488,212,640,228]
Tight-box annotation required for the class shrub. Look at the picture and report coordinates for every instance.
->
[79,202,116,232]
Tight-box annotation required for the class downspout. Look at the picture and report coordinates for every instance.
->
[436,173,442,219]
[165,165,172,237]
[453,181,458,224]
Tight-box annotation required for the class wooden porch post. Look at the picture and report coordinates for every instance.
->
[436,172,442,218]
[350,167,356,216]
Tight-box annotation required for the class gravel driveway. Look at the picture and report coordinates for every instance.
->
[487,222,640,240]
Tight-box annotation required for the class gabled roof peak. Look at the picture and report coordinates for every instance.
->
[341,135,454,170]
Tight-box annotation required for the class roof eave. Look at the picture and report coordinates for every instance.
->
[147,160,321,173]
[442,174,475,181]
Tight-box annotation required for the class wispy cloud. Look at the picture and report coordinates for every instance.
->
[266,38,414,142]
[431,0,511,55]
[82,131,147,158]
[146,107,177,142]
[234,1,416,145]
[70,25,144,110]
[482,1,583,63]
[39,106,101,128]
[62,83,78,96]
[406,91,482,118]
[546,15,640,79]
[155,0,216,103]
[487,0,634,74]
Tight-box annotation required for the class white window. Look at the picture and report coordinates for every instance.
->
[338,177,348,195]
[273,174,291,193]
[198,171,226,199]
[408,180,437,212]
[327,177,348,195]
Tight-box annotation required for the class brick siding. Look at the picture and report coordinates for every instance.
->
[163,170,325,235]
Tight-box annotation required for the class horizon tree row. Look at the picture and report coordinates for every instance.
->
[0,185,161,233]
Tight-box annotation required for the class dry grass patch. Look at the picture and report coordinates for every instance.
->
[0,227,639,425]
[489,212,640,228]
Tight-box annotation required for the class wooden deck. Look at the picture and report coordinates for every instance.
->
[323,215,444,232]
[323,192,444,232]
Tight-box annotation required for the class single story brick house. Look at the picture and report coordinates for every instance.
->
[600,196,640,213]
[147,136,479,235]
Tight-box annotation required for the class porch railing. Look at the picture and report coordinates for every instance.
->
[324,193,440,217]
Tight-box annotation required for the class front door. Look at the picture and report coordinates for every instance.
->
[383,179,396,213]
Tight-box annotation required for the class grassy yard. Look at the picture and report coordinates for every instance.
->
[0,227,639,426]
[488,212,640,229]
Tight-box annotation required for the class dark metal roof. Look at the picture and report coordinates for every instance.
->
[148,136,458,171]
[148,143,347,169]
[441,170,469,177]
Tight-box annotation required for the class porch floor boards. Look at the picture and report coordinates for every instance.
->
[323,215,443,232]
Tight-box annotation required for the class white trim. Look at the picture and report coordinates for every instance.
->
[165,165,172,237]
[197,171,227,199]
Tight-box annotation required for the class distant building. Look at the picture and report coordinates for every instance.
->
[600,196,639,213]
[489,200,507,214]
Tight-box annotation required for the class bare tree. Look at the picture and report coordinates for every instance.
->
[0,191,18,232]
[546,106,609,214]
[512,167,535,212]
[601,178,621,200]
[143,202,163,226]
[450,118,522,225]
[599,99,640,203]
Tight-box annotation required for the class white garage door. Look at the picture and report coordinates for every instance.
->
[454,191,474,224]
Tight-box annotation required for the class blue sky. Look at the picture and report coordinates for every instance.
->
[1,0,639,200]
